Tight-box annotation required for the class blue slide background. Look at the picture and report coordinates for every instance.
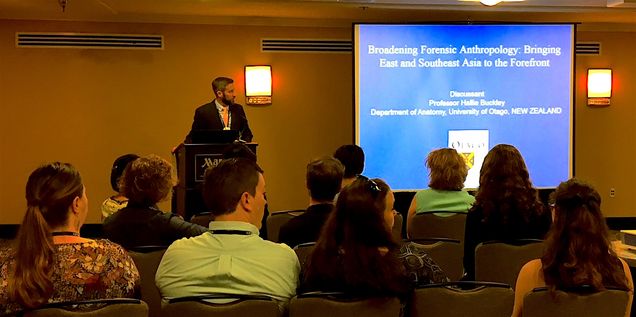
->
[356,24,573,190]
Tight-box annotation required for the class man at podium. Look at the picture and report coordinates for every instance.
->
[185,76,253,143]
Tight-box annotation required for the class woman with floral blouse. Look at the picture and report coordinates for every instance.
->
[0,162,139,315]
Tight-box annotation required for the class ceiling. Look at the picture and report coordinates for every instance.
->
[1,0,635,29]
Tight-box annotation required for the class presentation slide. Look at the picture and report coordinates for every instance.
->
[355,24,574,190]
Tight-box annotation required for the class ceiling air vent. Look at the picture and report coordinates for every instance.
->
[575,42,601,55]
[16,33,163,49]
[261,39,352,53]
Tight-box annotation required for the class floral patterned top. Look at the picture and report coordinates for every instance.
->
[0,239,140,315]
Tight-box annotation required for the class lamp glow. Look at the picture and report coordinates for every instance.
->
[587,69,612,98]
[587,68,612,106]
[245,65,272,105]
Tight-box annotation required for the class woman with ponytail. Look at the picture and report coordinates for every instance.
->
[512,179,633,317]
[0,162,140,315]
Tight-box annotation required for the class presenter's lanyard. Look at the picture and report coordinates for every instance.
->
[218,108,232,130]
[209,230,251,235]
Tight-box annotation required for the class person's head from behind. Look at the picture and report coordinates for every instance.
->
[109,154,139,194]
[306,156,344,203]
[212,76,235,106]
[11,162,87,308]
[119,154,175,207]
[307,177,404,294]
[222,143,257,162]
[321,177,396,250]
[333,145,365,180]
[426,148,468,191]
[479,144,531,188]
[203,158,266,228]
[542,178,629,291]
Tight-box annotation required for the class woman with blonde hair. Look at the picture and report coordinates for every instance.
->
[0,162,139,315]
[103,154,206,249]
[512,179,633,317]
[407,148,475,231]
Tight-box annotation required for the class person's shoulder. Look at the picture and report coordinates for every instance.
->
[195,101,215,112]
[91,239,129,254]
[258,238,297,256]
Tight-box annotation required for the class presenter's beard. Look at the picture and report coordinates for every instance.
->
[222,96,234,106]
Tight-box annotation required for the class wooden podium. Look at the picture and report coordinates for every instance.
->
[173,142,258,220]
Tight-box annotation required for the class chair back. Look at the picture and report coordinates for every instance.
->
[161,294,280,317]
[409,281,513,317]
[289,292,401,317]
[392,213,403,241]
[408,212,467,242]
[405,238,463,281]
[190,212,213,227]
[474,240,544,286]
[523,287,630,317]
[128,248,167,317]
[266,210,304,242]
[22,298,148,317]
[294,242,316,269]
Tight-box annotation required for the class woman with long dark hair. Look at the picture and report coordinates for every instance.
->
[302,177,447,297]
[463,144,551,280]
[0,162,139,314]
[512,179,633,317]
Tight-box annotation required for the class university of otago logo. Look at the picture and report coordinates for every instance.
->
[461,152,475,170]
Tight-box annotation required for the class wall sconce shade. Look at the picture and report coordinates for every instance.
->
[587,68,612,107]
[245,65,272,105]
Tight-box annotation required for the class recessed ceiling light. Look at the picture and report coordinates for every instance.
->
[459,0,525,6]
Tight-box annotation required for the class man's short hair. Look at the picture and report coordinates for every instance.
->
[333,145,365,178]
[212,77,234,94]
[203,158,263,216]
[306,156,344,202]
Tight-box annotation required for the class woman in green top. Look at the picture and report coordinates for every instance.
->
[407,148,475,231]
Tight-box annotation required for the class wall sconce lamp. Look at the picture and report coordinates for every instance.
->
[587,68,612,107]
[245,65,272,105]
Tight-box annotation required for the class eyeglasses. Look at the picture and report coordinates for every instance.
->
[357,175,381,197]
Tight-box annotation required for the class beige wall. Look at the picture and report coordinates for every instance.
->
[0,20,634,224]
[575,31,636,217]
[0,20,352,224]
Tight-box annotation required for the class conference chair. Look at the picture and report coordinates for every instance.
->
[404,238,463,281]
[407,211,467,242]
[161,294,281,317]
[266,209,304,242]
[289,292,401,317]
[22,298,148,317]
[474,239,544,286]
[128,247,167,317]
[190,212,213,227]
[409,281,514,317]
[523,286,630,317]
[293,242,316,269]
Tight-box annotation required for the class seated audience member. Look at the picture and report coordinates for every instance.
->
[156,158,299,305]
[302,177,448,297]
[333,144,365,188]
[463,144,551,280]
[512,179,633,317]
[103,154,206,249]
[279,156,344,248]
[101,153,139,220]
[407,148,475,230]
[0,162,139,315]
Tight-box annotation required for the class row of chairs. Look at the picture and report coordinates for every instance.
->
[294,238,544,285]
[19,284,630,317]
